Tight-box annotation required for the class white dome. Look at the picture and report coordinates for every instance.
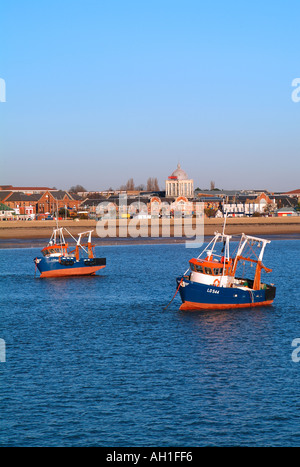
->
[169,163,189,180]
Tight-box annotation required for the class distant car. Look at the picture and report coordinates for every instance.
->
[45,216,54,220]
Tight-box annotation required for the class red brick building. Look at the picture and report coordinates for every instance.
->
[36,191,82,214]
[0,189,82,218]
[3,192,39,217]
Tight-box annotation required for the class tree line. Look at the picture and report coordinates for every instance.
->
[119,177,160,192]
[69,178,160,193]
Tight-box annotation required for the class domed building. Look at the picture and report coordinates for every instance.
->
[165,163,194,198]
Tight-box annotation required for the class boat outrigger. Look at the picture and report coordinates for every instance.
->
[34,228,106,278]
[176,225,276,311]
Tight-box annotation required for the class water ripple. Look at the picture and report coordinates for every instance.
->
[0,241,300,446]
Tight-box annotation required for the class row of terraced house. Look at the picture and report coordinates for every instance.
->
[0,186,82,220]
[81,189,300,219]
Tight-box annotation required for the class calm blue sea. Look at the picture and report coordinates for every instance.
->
[0,239,300,447]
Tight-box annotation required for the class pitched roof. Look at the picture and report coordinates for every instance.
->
[68,192,83,200]
[51,190,72,200]
[283,189,300,195]
[5,192,38,202]
[30,193,44,201]
[0,191,13,201]
[0,202,15,211]
[277,206,297,212]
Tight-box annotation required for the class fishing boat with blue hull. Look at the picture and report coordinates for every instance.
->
[34,228,106,278]
[176,225,276,311]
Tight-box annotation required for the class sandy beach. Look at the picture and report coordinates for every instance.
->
[0,217,300,248]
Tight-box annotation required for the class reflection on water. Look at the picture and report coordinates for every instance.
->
[0,240,300,447]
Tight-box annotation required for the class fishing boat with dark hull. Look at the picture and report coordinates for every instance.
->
[34,228,106,278]
[176,225,276,311]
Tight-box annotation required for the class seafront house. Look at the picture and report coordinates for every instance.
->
[0,187,83,219]
[2,192,39,219]
[0,202,15,220]
[227,192,276,216]
[194,189,299,217]
[0,186,57,220]
[276,206,298,217]
[36,190,82,216]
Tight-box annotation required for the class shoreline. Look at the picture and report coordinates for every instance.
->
[0,234,300,250]
[0,217,300,248]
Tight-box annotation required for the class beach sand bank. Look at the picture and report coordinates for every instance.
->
[0,217,300,248]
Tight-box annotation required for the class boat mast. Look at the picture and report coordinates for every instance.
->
[56,200,59,230]
[231,234,272,290]
[222,211,228,236]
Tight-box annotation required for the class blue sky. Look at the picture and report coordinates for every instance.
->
[0,0,299,191]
